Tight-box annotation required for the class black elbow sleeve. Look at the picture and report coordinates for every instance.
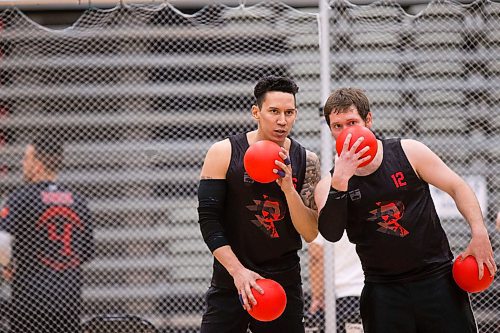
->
[197,179,229,252]
[318,188,348,242]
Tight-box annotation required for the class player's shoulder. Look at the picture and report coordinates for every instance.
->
[400,138,431,155]
[400,138,422,146]
[201,139,232,179]
[205,138,231,164]
[215,138,231,149]
[207,138,231,155]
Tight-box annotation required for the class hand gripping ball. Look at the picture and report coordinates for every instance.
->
[244,140,283,183]
[248,279,287,322]
[452,255,494,293]
[335,125,378,168]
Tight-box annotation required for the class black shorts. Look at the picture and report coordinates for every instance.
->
[360,270,477,333]
[200,284,305,333]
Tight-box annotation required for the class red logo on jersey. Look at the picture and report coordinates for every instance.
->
[36,206,83,271]
[0,206,9,219]
[367,201,409,237]
[247,195,286,238]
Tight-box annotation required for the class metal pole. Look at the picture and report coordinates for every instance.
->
[319,0,335,333]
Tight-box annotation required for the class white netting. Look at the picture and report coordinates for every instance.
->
[0,0,498,332]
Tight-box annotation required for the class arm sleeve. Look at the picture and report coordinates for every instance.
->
[318,188,348,242]
[197,179,229,253]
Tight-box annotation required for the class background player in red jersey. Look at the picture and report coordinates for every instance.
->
[0,132,95,333]
[318,87,496,333]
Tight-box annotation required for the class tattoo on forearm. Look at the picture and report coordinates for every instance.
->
[300,151,320,210]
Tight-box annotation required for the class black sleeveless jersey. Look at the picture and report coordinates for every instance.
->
[211,133,307,289]
[345,138,453,283]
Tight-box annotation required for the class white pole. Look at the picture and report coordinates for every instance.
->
[318,1,335,333]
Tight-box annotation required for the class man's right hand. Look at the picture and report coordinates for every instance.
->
[233,267,265,311]
[332,134,370,190]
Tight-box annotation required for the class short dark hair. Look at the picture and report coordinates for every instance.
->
[323,88,370,125]
[253,76,299,108]
[31,131,64,173]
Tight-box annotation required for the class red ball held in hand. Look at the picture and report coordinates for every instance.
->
[248,279,287,322]
[244,140,283,183]
[335,125,378,168]
[452,255,494,293]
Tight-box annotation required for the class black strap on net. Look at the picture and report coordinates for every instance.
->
[82,314,158,333]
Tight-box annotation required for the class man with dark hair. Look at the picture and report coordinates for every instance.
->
[0,132,95,333]
[318,87,496,333]
[197,76,321,333]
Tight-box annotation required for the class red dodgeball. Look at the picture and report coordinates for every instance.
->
[244,140,283,183]
[452,255,494,293]
[248,279,287,322]
[336,125,378,168]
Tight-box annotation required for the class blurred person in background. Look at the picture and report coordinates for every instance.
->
[0,132,95,333]
[318,87,496,333]
[305,232,363,332]
[197,76,321,333]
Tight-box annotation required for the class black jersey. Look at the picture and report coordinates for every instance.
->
[0,181,95,332]
[211,133,307,289]
[345,138,453,283]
